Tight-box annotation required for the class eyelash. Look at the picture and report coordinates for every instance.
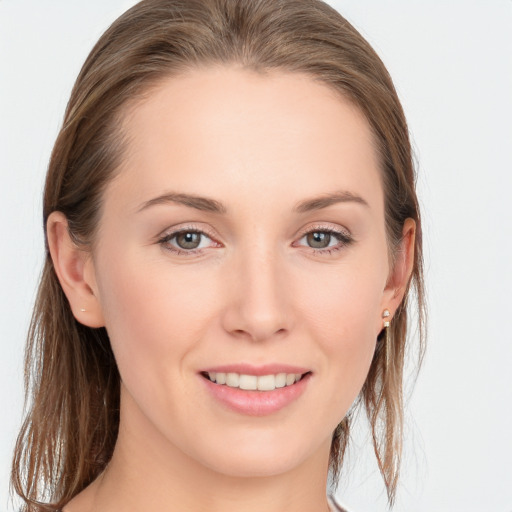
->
[295,227,353,255]
[157,225,353,257]
[157,225,220,256]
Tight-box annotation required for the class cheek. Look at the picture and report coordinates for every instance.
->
[93,252,226,451]
[299,256,385,344]
[93,250,214,382]
[297,258,385,410]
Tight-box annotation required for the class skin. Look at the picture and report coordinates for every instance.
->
[48,67,415,512]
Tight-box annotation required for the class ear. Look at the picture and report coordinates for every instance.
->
[47,211,105,328]
[380,218,416,319]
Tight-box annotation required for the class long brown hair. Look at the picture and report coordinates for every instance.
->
[11,0,426,509]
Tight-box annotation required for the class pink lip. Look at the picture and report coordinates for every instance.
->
[199,364,312,417]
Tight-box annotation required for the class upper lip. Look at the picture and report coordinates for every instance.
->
[200,364,311,376]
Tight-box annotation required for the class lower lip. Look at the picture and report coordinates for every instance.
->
[201,373,311,416]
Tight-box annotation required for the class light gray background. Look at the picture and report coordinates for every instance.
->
[1,1,511,511]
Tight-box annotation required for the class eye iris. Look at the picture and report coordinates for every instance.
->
[176,232,201,249]
[307,231,331,248]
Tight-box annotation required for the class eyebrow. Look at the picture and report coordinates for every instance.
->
[293,190,369,213]
[136,189,368,215]
[137,192,227,214]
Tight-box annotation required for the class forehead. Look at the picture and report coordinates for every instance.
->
[110,66,383,215]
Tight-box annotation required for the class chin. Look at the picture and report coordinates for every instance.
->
[189,427,327,479]
[202,451,305,479]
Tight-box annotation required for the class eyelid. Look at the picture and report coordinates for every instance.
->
[296,223,352,240]
[157,222,219,241]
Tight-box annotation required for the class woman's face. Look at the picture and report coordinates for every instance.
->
[87,67,395,477]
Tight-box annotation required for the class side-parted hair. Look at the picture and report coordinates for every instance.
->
[12,1,425,510]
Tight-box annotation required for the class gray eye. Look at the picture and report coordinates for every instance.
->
[306,232,331,248]
[176,232,202,249]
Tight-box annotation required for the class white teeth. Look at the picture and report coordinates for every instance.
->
[239,374,258,390]
[275,373,286,388]
[286,374,296,386]
[257,374,276,391]
[205,371,305,391]
[226,373,239,387]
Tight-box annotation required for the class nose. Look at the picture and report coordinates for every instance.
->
[221,244,293,343]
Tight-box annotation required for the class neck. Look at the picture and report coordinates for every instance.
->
[68,390,332,512]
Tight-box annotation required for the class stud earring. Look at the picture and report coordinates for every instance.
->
[382,309,390,328]
[80,308,86,312]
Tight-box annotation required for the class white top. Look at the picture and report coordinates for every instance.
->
[328,494,351,512]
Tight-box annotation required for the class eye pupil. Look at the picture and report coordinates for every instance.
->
[176,231,201,249]
[307,231,331,248]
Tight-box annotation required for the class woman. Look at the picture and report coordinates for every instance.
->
[11,0,425,511]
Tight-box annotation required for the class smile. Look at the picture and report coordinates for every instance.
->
[204,371,306,391]
[200,368,312,416]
